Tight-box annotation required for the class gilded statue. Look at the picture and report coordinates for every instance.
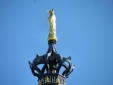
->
[48,9,57,42]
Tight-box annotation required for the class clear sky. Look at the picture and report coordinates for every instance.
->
[0,0,113,85]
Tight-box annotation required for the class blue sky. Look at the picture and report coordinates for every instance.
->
[0,0,113,85]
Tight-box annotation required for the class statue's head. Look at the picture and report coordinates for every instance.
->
[48,9,54,15]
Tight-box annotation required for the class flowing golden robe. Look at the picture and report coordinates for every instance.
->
[48,10,57,42]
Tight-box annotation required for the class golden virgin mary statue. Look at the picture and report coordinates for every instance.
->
[48,9,57,43]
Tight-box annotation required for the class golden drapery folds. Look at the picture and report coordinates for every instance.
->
[48,9,57,43]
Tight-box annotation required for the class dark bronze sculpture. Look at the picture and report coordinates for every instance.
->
[29,9,75,85]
